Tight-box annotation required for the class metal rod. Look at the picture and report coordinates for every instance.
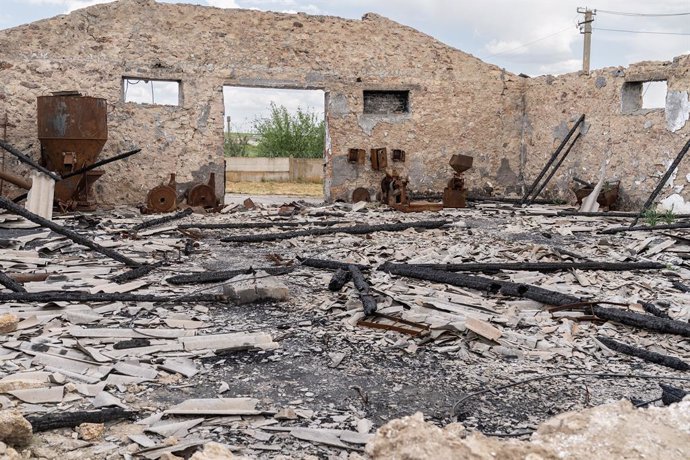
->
[0,195,140,267]
[525,132,582,205]
[61,147,142,180]
[0,139,61,181]
[519,114,585,206]
[631,136,690,227]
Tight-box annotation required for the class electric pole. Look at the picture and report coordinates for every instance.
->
[577,7,595,74]
[226,115,231,133]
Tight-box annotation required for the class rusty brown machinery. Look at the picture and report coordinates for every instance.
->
[381,171,409,207]
[443,154,473,208]
[186,172,220,209]
[145,173,178,214]
[37,92,108,211]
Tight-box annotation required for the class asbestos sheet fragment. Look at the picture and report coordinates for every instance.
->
[465,317,502,341]
[159,357,198,377]
[9,385,64,403]
[179,332,278,352]
[165,397,261,416]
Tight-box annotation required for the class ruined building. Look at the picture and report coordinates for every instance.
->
[0,0,688,207]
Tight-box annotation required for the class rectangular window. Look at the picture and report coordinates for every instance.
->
[621,80,666,113]
[363,90,409,114]
[123,78,181,106]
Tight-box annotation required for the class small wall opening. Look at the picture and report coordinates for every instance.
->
[363,90,409,114]
[123,78,181,106]
[622,80,667,114]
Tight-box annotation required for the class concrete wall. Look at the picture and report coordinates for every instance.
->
[225,157,322,183]
[0,0,687,209]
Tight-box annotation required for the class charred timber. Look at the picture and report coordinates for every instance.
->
[671,280,690,293]
[299,257,369,272]
[404,261,664,273]
[592,305,690,337]
[640,301,671,319]
[0,195,140,267]
[61,148,142,180]
[179,220,342,230]
[660,384,688,405]
[380,262,581,306]
[26,408,137,432]
[597,336,689,371]
[328,268,352,291]
[166,266,294,285]
[111,261,165,284]
[601,221,690,234]
[349,265,377,315]
[220,220,449,243]
[0,139,61,181]
[133,208,193,232]
[0,269,26,293]
[0,291,224,303]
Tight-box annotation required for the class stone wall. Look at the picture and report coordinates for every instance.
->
[0,0,687,208]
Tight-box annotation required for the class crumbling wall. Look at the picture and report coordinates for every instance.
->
[0,0,523,205]
[523,55,690,208]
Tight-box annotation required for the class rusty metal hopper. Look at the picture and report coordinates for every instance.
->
[37,92,108,209]
[449,154,473,174]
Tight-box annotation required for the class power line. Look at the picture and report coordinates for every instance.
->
[593,27,690,36]
[596,9,690,17]
[487,25,575,57]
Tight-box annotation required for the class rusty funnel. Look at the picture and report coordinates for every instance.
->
[448,154,473,174]
[37,92,108,210]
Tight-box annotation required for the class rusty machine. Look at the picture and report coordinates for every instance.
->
[37,92,108,211]
[143,172,220,214]
[442,154,473,208]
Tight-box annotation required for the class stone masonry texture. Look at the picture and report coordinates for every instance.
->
[0,0,688,208]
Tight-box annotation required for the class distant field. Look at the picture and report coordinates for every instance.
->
[226,181,323,196]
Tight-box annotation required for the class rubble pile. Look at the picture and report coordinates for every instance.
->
[0,200,689,458]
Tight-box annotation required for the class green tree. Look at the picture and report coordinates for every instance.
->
[224,130,250,157]
[253,103,325,158]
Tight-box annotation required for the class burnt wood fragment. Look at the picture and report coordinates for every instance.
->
[660,384,688,405]
[111,261,165,284]
[0,196,140,267]
[113,338,152,350]
[640,301,671,319]
[26,408,137,432]
[601,220,690,234]
[349,265,377,316]
[597,336,689,371]
[179,220,342,230]
[592,305,690,337]
[0,269,26,293]
[671,280,690,293]
[299,257,368,272]
[0,291,223,303]
[220,220,449,243]
[405,261,664,273]
[132,208,193,232]
[380,262,581,306]
[61,148,142,180]
[166,266,294,285]
[328,268,352,292]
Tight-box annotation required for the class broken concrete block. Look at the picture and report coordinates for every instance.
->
[223,270,289,304]
[189,442,235,460]
[0,410,32,446]
[78,422,104,441]
[0,314,19,334]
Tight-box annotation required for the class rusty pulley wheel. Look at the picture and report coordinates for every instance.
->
[187,183,217,208]
[146,184,177,213]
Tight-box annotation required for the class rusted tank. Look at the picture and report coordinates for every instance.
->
[37,92,108,210]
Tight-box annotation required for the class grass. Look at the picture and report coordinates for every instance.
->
[225,181,323,196]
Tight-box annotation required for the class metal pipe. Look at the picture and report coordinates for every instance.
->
[61,147,141,180]
[525,132,582,205]
[0,170,31,190]
[519,114,585,206]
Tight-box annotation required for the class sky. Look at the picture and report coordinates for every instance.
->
[2,0,688,131]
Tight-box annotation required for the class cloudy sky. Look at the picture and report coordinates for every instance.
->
[2,0,688,131]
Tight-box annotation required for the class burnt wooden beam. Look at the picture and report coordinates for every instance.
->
[349,265,377,316]
[592,305,690,337]
[179,220,343,230]
[602,220,690,234]
[26,408,137,432]
[299,257,368,272]
[0,269,26,293]
[671,280,690,293]
[404,261,664,273]
[0,196,140,267]
[640,301,671,319]
[597,336,689,371]
[380,262,581,306]
[132,208,193,232]
[0,139,61,181]
[220,220,449,243]
[660,384,688,405]
[111,261,165,284]
[166,266,294,285]
[61,148,142,180]
[0,291,224,303]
